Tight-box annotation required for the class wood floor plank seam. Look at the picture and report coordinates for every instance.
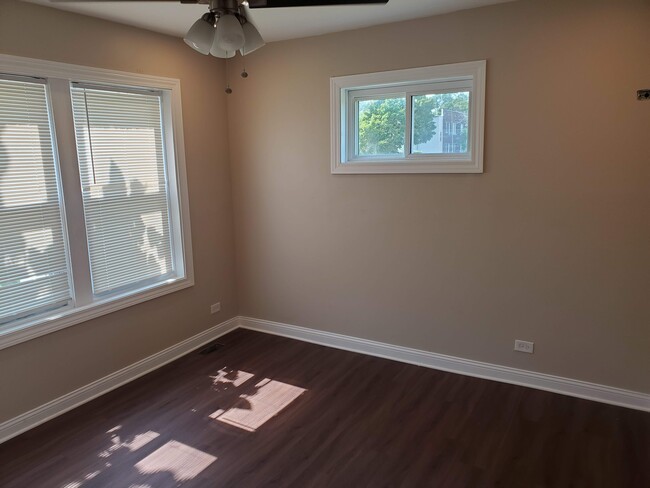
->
[238,316,650,412]
[0,317,240,444]
[1,315,648,448]
[1,329,648,487]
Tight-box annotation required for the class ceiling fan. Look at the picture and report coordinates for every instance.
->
[52,0,388,92]
[52,0,390,58]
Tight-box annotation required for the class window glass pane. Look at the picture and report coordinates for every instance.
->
[356,96,405,157]
[71,86,174,295]
[411,91,469,154]
[0,78,71,325]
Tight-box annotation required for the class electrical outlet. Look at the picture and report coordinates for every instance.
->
[210,302,221,314]
[514,340,534,354]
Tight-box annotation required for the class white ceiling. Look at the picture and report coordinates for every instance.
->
[27,0,514,43]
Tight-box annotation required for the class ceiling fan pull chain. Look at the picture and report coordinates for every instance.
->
[225,54,233,94]
[241,55,248,78]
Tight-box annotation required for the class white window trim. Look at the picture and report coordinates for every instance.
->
[0,54,194,351]
[330,60,486,174]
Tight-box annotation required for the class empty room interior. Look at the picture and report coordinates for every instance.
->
[0,0,648,486]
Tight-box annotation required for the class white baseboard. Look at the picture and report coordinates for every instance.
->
[239,316,650,412]
[2,314,647,445]
[0,317,239,444]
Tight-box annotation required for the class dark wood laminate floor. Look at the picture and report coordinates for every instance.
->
[1,329,648,488]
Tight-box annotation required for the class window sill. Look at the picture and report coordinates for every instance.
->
[0,277,194,351]
[331,158,482,174]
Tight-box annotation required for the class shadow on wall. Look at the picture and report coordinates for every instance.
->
[85,161,173,290]
[0,123,69,325]
[0,124,171,326]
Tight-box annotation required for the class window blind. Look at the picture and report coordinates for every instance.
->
[71,85,174,295]
[0,77,71,325]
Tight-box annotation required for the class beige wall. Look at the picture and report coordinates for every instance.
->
[0,0,648,426]
[0,0,237,422]
[228,0,650,393]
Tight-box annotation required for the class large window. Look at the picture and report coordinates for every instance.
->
[0,55,192,349]
[331,61,486,174]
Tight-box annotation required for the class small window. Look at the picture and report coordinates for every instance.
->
[331,61,485,174]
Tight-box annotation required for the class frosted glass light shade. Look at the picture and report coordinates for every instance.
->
[210,36,236,59]
[184,14,215,55]
[240,21,265,56]
[215,14,245,52]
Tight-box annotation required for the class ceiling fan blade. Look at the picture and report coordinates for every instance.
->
[50,1,201,3]
[49,0,387,5]
[247,0,388,8]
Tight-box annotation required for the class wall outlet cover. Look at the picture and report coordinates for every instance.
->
[514,340,534,354]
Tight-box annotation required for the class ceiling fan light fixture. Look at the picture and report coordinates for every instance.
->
[184,13,216,55]
[240,20,265,56]
[210,37,236,59]
[215,13,246,52]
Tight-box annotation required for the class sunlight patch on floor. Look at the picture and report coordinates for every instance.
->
[210,369,254,388]
[134,440,217,482]
[124,431,161,451]
[210,378,306,432]
[61,469,101,488]
[99,430,160,458]
[60,430,160,487]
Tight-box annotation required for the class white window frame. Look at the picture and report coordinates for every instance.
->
[330,60,486,174]
[0,54,194,350]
